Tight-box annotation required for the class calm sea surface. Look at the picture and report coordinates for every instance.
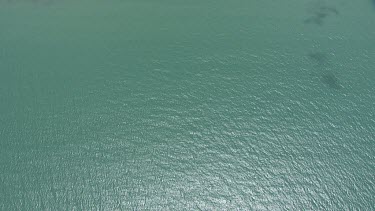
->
[0,0,374,210]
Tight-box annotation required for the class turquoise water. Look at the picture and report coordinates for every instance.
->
[0,0,374,210]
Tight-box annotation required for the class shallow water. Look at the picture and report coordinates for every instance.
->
[0,0,374,210]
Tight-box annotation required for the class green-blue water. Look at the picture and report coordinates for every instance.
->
[1,0,374,210]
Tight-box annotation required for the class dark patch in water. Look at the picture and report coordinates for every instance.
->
[321,73,341,89]
[308,52,328,65]
[304,1,339,26]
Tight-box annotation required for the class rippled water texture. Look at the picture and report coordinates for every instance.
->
[0,0,374,210]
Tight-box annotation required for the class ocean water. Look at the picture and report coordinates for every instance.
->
[0,0,374,210]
